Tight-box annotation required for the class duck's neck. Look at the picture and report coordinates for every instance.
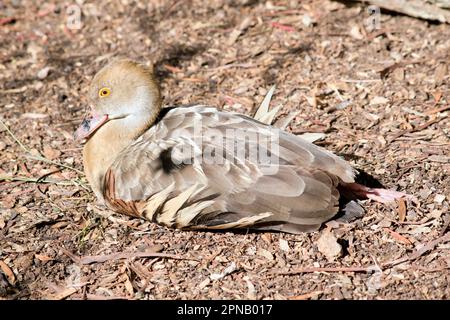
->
[83,102,161,202]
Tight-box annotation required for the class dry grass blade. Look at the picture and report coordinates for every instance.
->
[0,118,29,153]
[254,85,276,123]
[26,155,84,175]
[0,118,84,175]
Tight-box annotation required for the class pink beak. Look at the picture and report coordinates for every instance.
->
[74,112,109,143]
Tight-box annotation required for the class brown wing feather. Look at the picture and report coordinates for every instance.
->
[103,168,142,218]
[103,105,355,233]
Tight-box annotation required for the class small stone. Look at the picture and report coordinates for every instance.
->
[37,67,51,79]
[64,157,74,165]
[257,248,274,261]
[349,25,364,40]
[279,238,290,252]
[370,96,389,105]
[434,194,445,204]
[317,229,342,261]
[302,14,314,27]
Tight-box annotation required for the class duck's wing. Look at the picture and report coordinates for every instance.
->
[104,105,356,233]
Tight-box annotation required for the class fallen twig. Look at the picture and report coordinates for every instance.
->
[384,232,450,268]
[426,104,450,115]
[387,116,445,145]
[288,290,323,300]
[62,247,199,265]
[274,266,377,275]
[0,175,86,188]
[272,232,450,275]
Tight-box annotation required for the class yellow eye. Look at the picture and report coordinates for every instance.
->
[98,87,111,97]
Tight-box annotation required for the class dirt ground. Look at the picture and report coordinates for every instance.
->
[0,0,449,300]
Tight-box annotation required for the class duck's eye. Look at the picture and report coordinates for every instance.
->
[98,87,111,98]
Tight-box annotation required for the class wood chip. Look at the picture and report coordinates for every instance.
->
[369,96,389,105]
[397,198,407,223]
[47,287,77,300]
[35,254,54,263]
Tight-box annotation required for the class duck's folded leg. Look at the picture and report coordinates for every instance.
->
[339,182,416,204]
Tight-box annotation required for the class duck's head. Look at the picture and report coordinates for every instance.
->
[74,59,162,143]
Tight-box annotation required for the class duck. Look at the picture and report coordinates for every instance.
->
[74,58,411,234]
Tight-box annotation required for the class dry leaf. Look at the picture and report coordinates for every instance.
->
[210,262,237,280]
[47,287,77,300]
[0,260,16,285]
[243,276,256,299]
[198,278,210,290]
[392,67,405,81]
[227,17,253,45]
[124,275,134,296]
[406,226,432,235]
[434,63,447,84]
[305,95,318,108]
[383,228,412,245]
[432,91,442,104]
[1,195,16,209]
[43,145,62,160]
[35,254,54,263]
[261,233,272,244]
